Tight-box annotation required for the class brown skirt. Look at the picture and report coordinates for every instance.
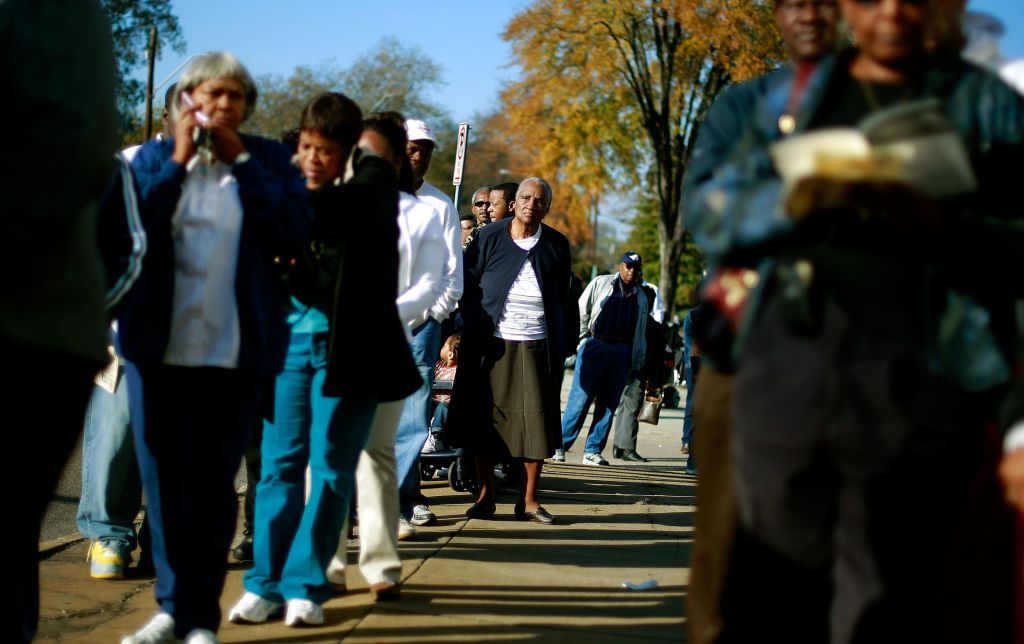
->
[484,338,562,460]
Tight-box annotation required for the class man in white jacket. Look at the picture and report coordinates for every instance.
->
[394,119,463,532]
[558,252,648,466]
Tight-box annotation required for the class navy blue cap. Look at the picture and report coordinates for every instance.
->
[619,251,642,265]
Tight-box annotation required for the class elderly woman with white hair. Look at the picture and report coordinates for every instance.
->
[449,178,578,524]
[117,52,310,644]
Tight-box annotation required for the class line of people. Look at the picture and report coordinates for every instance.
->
[81,49,671,644]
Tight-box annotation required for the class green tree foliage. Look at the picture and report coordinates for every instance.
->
[242,37,460,201]
[504,0,785,317]
[102,0,185,137]
[623,191,703,312]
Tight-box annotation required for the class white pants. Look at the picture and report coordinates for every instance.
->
[326,399,403,586]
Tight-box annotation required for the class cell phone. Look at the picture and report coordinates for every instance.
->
[179,91,210,126]
[180,91,211,149]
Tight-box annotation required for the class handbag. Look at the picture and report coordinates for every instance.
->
[637,385,663,425]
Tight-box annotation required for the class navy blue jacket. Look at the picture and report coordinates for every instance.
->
[119,135,312,377]
[462,218,578,373]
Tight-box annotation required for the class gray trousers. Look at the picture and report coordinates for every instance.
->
[612,377,642,451]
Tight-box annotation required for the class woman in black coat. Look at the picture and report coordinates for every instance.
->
[449,177,577,524]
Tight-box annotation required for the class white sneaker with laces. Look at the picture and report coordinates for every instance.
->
[582,452,609,466]
[397,516,417,541]
[183,629,218,644]
[121,612,179,644]
[551,448,565,462]
[284,599,324,626]
[228,592,283,624]
[409,503,436,526]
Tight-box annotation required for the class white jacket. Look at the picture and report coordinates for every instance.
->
[396,192,447,342]
[416,181,463,321]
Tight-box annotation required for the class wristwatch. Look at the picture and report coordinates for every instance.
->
[233,152,251,166]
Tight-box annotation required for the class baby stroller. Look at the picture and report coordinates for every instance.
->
[419,378,522,494]
[419,377,480,494]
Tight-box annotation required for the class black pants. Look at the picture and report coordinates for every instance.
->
[128,364,264,636]
[731,292,1011,644]
[3,342,96,644]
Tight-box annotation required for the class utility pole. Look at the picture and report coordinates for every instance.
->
[143,26,158,141]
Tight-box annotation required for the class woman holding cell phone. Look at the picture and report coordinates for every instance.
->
[117,52,311,644]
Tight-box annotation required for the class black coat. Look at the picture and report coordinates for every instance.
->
[314,153,420,402]
[447,218,578,444]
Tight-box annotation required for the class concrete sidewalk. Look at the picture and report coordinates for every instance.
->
[37,391,692,642]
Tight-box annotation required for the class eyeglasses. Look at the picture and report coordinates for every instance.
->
[473,200,490,207]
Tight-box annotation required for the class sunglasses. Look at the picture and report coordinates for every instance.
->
[474,200,490,207]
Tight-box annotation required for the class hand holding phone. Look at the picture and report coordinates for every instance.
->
[176,91,213,163]
[180,91,210,126]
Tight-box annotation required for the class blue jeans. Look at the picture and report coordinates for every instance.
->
[76,376,142,550]
[128,363,263,636]
[561,338,632,454]
[682,366,695,447]
[244,331,376,604]
[395,319,438,516]
[683,362,698,471]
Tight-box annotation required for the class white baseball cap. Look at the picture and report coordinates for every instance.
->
[405,119,442,151]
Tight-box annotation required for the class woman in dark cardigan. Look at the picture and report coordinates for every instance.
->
[449,177,578,523]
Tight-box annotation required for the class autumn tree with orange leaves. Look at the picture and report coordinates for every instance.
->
[504,0,785,314]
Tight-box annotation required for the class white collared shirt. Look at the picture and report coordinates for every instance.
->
[163,160,243,368]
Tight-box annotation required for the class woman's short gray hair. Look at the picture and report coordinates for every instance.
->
[170,52,258,123]
[516,177,553,206]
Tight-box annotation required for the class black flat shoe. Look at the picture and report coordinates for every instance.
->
[621,449,648,462]
[466,500,496,520]
[232,530,254,563]
[519,506,556,524]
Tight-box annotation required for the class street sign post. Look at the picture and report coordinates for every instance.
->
[452,122,469,212]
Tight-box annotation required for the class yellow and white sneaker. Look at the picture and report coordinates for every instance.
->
[88,540,131,580]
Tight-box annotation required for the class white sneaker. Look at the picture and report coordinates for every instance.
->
[551,449,565,462]
[183,629,218,644]
[582,452,609,466]
[421,433,444,453]
[326,560,347,594]
[121,612,179,644]
[228,591,283,624]
[409,504,436,526]
[284,598,324,627]
[397,517,417,541]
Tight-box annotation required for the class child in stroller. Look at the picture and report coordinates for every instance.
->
[424,334,459,454]
[420,334,520,492]
[419,334,476,491]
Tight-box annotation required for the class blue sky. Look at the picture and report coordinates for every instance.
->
[147,1,528,124]
[146,0,1024,124]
